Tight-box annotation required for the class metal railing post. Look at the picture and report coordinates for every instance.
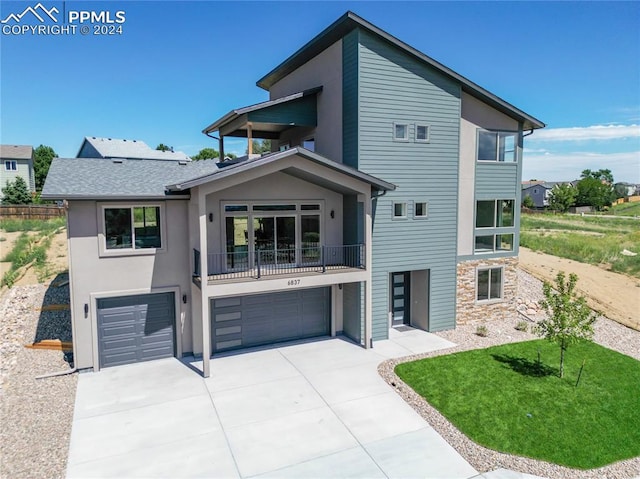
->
[322,245,326,273]
[256,250,261,279]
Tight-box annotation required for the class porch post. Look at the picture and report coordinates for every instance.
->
[362,192,373,349]
[198,189,211,377]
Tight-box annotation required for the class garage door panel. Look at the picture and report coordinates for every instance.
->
[212,287,330,352]
[97,292,175,368]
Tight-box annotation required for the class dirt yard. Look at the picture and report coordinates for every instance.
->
[520,247,640,331]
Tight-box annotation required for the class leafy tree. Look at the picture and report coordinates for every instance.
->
[192,148,219,160]
[33,145,57,191]
[247,139,271,155]
[576,169,615,211]
[535,271,598,378]
[2,177,32,204]
[548,183,577,212]
[156,144,171,152]
[522,195,535,209]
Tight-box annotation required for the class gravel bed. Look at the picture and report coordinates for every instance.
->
[379,269,640,479]
[0,274,77,479]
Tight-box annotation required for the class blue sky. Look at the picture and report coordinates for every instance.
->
[1,1,639,182]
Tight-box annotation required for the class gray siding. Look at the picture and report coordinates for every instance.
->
[342,282,361,343]
[77,141,101,158]
[342,29,359,169]
[355,30,461,337]
[476,163,519,198]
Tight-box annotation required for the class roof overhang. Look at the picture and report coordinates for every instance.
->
[257,12,545,130]
[167,147,395,194]
[202,87,322,138]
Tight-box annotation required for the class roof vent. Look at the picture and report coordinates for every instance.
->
[178,160,188,166]
[113,159,123,164]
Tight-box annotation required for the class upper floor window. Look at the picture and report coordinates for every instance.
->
[5,160,17,171]
[476,200,514,228]
[393,201,407,219]
[414,201,428,218]
[104,206,161,250]
[302,138,315,152]
[478,130,517,162]
[415,124,430,142]
[393,123,409,141]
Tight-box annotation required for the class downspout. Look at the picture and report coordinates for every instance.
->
[204,132,223,160]
[523,129,534,137]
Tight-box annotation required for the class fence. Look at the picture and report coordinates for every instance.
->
[0,205,66,220]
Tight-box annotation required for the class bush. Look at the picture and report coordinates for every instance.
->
[475,324,488,337]
[515,320,529,332]
[1,177,32,205]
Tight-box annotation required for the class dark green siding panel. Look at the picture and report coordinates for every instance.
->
[248,94,317,126]
[357,30,460,339]
[475,163,519,198]
[343,29,359,169]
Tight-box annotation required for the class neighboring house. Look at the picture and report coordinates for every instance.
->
[521,182,551,208]
[77,136,191,161]
[0,145,35,197]
[42,12,544,376]
[614,182,639,197]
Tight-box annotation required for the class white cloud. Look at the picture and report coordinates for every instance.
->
[529,124,640,142]
[522,150,640,183]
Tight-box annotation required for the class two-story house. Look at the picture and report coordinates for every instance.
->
[42,12,544,376]
[0,144,35,198]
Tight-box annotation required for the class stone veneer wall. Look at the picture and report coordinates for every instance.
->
[456,257,518,325]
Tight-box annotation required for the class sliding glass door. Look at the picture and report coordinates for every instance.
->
[254,216,296,265]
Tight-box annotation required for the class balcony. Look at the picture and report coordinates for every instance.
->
[193,244,365,283]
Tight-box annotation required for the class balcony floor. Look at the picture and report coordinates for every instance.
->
[204,265,363,285]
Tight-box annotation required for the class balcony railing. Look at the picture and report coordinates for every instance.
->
[193,244,365,281]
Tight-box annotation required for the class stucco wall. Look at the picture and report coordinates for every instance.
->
[269,40,343,163]
[66,200,193,369]
[455,256,518,324]
[458,92,520,256]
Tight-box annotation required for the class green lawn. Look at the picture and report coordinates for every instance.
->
[395,340,640,469]
[610,201,640,217]
[520,213,640,278]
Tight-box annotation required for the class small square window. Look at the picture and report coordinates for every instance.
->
[415,125,430,142]
[414,202,428,218]
[393,123,408,141]
[393,202,407,218]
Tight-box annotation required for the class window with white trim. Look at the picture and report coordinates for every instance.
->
[476,200,514,228]
[414,201,428,218]
[5,160,17,171]
[415,124,430,142]
[393,202,407,219]
[478,130,517,162]
[393,123,409,141]
[477,267,503,302]
[104,206,161,250]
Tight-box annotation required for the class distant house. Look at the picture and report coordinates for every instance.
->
[77,137,191,161]
[0,145,35,197]
[521,181,574,208]
[614,182,639,197]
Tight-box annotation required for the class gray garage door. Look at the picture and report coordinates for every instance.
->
[97,292,175,368]
[212,287,330,352]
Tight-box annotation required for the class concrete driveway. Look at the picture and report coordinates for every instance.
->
[66,330,481,478]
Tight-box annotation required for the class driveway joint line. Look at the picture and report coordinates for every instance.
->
[275,347,390,478]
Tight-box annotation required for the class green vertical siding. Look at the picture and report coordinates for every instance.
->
[356,30,461,338]
[475,163,519,198]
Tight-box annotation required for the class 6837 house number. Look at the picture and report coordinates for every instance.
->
[287,279,301,286]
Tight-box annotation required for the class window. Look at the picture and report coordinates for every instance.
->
[477,267,503,302]
[393,202,407,219]
[415,124,430,142]
[414,201,428,218]
[279,143,290,152]
[474,233,514,253]
[104,206,161,250]
[4,160,17,171]
[475,200,514,228]
[393,123,409,141]
[478,130,517,162]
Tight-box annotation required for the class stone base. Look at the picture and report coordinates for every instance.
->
[456,257,518,325]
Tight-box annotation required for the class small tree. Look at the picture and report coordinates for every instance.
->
[535,271,598,378]
[548,183,577,212]
[2,177,32,204]
[522,195,535,209]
